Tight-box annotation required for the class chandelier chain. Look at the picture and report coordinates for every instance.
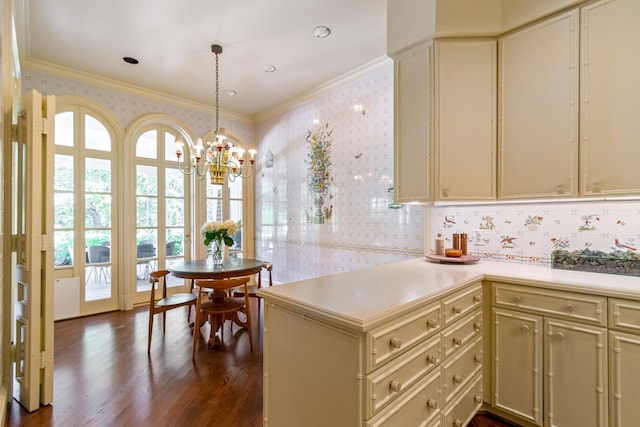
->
[215,48,220,135]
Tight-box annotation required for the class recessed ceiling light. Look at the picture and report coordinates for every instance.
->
[313,26,331,38]
[123,56,139,65]
[225,90,237,97]
[264,65,276,73]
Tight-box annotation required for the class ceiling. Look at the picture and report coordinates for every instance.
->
[20,0,388,118]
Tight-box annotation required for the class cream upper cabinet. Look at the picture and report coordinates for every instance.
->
[434,39,496,201]
[393,41,432,203]
[498,10,579,199]
[580,0,640,196]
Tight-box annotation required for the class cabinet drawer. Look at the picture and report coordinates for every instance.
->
[441,309,482,360]
[366,368,441,427]
[441,336,483,406]
[367,301,441,372]
[442,282,482,325]
[492,282,606,326]
[442,373,483,427]
[366,334,441,418]
[609,298,640,333]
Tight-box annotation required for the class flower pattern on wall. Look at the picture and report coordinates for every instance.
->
[306,123,333,224]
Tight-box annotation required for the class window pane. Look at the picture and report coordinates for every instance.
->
[137,165,157,196]
[85,115,111,151]
[165,198,184,227]
[55,112,74,147]
[137,197,158,227]
[165,168,184,197]
[166,230,184,256]
[229,201,243,251]
[54,154,74,191]
[165,131,178,161]
[136,230,158,246]
[54,231,74,267]
[229,177,243,199]
[85,158,111,192]
[54,193,74,229]
[206,183,223,198]
[86,194,112,228]
[206,198,223,222]
[136,130,158,159]
[85,230,111,247]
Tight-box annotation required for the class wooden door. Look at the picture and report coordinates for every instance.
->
[11,90,55,411]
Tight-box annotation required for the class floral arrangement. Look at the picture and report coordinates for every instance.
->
[306,123,333,196]
[201,219,240,247]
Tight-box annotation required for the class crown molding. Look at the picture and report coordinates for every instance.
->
[22,58,254,124]
[254,55,393,124]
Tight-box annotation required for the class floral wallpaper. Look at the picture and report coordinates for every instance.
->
[306,123,334,224]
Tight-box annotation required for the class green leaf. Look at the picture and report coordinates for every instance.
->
[223,236,234,247]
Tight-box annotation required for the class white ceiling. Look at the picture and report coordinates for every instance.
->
[21,0,388,118]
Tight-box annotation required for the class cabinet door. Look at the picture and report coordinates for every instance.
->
[492,308,543,426]
[609,330,640,427]
[434,39,496,201]
[545,318,608,427]
[581,0,640,196]
[498,10,579,199]
[393,42,432,203]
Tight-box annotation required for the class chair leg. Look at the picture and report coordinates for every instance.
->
[192,307,202,359]
[162,312,167,335]
[148,311,154,354]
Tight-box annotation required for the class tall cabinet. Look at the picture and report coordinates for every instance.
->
[393,42,432,203]
[580,0,640,196]
[498,10,579,199]
[434,40,497,201]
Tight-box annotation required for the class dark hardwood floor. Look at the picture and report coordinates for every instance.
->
[6,301,519,427]
[7,303,263,427]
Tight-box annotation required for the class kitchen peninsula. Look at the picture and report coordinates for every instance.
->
[259,258,640,427]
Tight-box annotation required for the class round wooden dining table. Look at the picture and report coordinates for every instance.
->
[168,257,264,349]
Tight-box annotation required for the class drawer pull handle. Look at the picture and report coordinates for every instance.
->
[474,321,482,331]
[453,419,463,427]
[566,303,575,313]
[513,296,522,304]
[474,395,483,404]
[389,380,402,393]
[390,337,402,349]
[474,354,482,364]
[427,354,438,365]
[427,319,438,329]
[453,337,463,346]
[452,374,462,383]
[473,295,481,303]
[453,306,462,314]
[521,324,530,333]
[426,399,438,409]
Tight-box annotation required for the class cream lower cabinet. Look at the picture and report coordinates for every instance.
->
[609,298,640,426]
[262,283,482,427]
[492,282,608,427]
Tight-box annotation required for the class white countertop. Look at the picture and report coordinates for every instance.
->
[258,257,640,331]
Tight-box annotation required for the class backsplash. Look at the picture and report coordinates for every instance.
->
[430,200,640,265]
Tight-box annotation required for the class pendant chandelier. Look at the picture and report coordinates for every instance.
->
[174,44,256,185]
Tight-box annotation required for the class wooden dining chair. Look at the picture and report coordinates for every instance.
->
[232,261,273,315]
[192,277,253,359]
[147,269,197,354]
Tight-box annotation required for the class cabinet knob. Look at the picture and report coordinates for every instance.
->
[556,184,565,195]
[453,419,462,427]
[513,296,522,304]
[473,295,482,303]
[390,337,402,349]
[452,374,462,384]
[474,354,482,364]
[521,324,530,333]
[427,354,438,365]
[427,319,438,329]
[474,321,482,332]
[553,331,565,341]
[474,395,483,404]
[453,306,462,314]
[592,180,601,193]
[566,303,575,313]
[389,380,402,393]
[453,337,463,346]
[442,187,450,197]
[426,399,438,409]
